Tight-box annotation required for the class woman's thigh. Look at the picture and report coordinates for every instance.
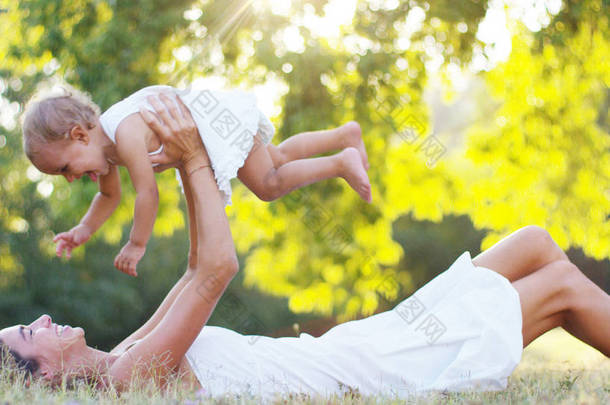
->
[511,260,574,346]
[472,225,568,282]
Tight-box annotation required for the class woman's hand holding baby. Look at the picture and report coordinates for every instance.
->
[53,223,92,259]
[139,93,211,173]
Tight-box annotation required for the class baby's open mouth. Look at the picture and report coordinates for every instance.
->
[87,172,98,182]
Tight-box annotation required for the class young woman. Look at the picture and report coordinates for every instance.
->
[1,94,608,400]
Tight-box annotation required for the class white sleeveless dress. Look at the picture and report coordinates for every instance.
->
[185,251,524,400]
[99,85,275,206]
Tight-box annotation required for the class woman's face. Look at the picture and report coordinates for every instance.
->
[0,314,87,379]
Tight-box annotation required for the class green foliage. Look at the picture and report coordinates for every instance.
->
[463,0,610,256]
[210,0,493,320]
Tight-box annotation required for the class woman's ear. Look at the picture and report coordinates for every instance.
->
[39,367,50,380]
[69,125,90,144]
[39,362,55,383]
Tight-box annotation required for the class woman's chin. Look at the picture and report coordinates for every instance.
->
[69,326,86,339]
[62,325,86,341]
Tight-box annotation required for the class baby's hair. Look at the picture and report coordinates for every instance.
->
[21,83,101,162]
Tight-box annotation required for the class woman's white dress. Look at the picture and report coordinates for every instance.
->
[185,251,524,400]
[99,85,275,206]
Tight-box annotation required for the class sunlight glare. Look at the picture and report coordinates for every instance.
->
[37,181,53,198]
[190,75,228,91]
[282,25,305,53]
[188,71,287,121]
[472,0,563,71]
[183,7,203,21]
[265,0,292,17]
[0,97,19,131]
[173,46,193,62]
[476,0,512,65]
[26,166,42,182]
[251,73,289,119]
[301,0,357,39]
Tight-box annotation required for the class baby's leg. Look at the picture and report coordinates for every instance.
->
[238,133,372,202]
[267,121,369,169]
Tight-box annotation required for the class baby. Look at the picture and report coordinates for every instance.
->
[21,85,371,276]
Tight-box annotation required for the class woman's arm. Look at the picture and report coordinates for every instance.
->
[180,166,199,269]
[108,94,238,388]
[110,170,198,355]
[110,103,200,354]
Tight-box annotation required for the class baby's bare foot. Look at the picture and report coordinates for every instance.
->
[339,147,372,203]
[341,121,369,170]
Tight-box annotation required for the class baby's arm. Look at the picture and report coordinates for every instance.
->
[114,117,159,276]
[54,166,121,258]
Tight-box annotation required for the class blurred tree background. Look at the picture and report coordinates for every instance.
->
[0,0,608,350]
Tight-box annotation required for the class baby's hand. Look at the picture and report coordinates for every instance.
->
[53,224,92,258]
[114,241,146,277]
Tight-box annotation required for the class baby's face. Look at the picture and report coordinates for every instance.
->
[33,131,110,183]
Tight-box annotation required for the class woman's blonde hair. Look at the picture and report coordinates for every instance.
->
[21,84,101,162]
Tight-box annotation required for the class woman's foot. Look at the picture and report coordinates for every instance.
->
[340,121,369,170]
[339,147,372,203]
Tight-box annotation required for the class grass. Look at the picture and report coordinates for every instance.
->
[1,327,608,404]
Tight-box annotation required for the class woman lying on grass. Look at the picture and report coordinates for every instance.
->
[1,95,609,400]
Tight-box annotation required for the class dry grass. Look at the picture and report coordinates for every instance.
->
[1,327,608,404]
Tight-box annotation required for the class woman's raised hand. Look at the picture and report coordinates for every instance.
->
[139,93,211,173]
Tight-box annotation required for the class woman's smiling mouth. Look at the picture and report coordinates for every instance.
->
[54,323,65,336]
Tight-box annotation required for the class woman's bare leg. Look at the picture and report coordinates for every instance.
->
[266,121,369,170]
[560,267,610,356]
[472,225,569,282]
[238,133,372,202]
[513,259,610,356]
[470,225,610,356]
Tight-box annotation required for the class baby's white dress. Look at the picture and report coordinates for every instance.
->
[99,85,275,206]
[185,251,524,401]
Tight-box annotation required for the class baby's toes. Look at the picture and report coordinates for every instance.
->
[361,184,372,203]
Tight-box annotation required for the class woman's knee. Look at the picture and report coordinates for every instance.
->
[518,225,553,247]
[517,225,568,262]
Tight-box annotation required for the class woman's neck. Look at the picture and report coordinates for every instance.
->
[63,346,119,383]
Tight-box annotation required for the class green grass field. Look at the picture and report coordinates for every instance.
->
[1,327,608,404]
